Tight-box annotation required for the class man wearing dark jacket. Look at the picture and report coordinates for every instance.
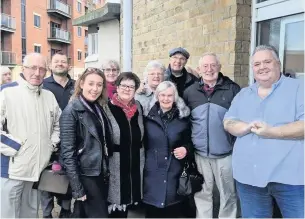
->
[41,52,75,218]
[165,47,197,97]
[183,53,240,218]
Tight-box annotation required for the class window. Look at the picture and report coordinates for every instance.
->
[85,6,88,14]
[89,33,98,55]
[78,50,82,61]
[257,14,304,80]
[85,52,88,58]
[34,14,41,28]
[77,27,82,37]
[77,2,81,12]
[34,45,41,53]
[51,49,61,56]
[250,0,304,83]
[22,39,26,54]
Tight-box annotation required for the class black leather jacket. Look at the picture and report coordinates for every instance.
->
[60,97,112,199]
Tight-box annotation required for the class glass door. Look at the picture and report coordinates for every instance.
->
[279,14,304,81]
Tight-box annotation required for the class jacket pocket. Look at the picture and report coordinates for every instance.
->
[209,129,233,156]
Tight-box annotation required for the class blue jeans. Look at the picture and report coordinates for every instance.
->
[236,181,304,218]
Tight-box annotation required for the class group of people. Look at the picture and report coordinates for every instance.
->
[0,44,303,218]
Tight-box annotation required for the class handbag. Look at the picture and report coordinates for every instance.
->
[177,158,204,196]
[37,169,69,194]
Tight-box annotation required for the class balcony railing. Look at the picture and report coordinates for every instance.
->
[1,13,16,32]
[1,51,16,65]
[48,27,71,43]
[48,0,71,18]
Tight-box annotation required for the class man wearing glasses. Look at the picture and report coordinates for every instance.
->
[165,47,197,98]
[183,53,240,218]
[0,53,61,218]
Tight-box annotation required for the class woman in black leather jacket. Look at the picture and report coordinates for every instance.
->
[60,68,112,218]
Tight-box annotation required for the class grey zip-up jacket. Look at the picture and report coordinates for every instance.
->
[183,73,240,158]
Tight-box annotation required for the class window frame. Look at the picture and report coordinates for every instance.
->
[77,1,82,13]
[77,50,82,61]
[77,27,82,37]
[34,13,41,28]
[249,0,304,84]
[34,44,41,53]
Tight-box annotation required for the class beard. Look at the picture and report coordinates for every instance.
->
[52,70,68,76]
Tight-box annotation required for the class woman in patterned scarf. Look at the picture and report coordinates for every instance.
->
[103,72,145,218]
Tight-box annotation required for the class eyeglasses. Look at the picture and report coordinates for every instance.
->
[171,56,187,62]
[103,68,118,73]
[119,84,135,90]
[147,73,163,77]
[24,66,47,73]
[201,64,219,69]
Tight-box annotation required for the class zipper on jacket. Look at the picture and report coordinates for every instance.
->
[36,93,41,180]
[128,120,133,204]
[207,97,210,156]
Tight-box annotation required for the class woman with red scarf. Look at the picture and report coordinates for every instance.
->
[103,72,145,218]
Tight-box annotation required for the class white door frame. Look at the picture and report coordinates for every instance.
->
[278,14,304,72]
[249,0,304,84]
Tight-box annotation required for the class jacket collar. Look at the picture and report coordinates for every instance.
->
[17,74,43,94]
[144,87,154,97]
[44,73,74,87]
[165,65,193,85]
[71,97,86,111]
[197,72,232,91]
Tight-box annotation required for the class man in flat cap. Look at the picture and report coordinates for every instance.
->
[165,47,197,97]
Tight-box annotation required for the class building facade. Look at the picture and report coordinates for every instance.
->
[1,0,104,79]
[74,0,304,86]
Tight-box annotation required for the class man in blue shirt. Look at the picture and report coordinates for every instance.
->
[41,52,75,218]
[224,45,304,218]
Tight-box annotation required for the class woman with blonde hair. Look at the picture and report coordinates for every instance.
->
[60,68,112,218]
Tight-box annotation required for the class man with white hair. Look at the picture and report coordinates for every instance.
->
[183,52,240,218]
[1,66,12,85]
[0,53,61,218]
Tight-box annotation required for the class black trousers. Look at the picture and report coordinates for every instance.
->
[78,174,108,218]
[145,203,182,218]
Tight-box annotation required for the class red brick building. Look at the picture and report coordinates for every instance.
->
[1,0,105,79]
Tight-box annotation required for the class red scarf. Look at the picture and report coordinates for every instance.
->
[107,82,117,99]
[112,93,137,120]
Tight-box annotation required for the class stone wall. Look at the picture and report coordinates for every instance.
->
[132,0,251,86]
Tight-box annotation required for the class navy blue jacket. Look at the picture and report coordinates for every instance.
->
[143,102,191,208]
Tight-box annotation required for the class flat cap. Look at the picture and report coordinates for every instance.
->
[169,47,190,59]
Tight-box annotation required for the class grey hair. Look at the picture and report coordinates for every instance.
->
[1,66,11,74]
[199,52,220,66]
[23,53,47,67]
[100,59,120,71]
[148,81,190,118]
[143,60,167,83]
[251,45,280,63]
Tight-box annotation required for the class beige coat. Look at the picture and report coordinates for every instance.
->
[0,76,61,182]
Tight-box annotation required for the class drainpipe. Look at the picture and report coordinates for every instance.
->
[122,0,132,72]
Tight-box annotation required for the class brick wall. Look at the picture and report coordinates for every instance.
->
[132,0,251,86]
